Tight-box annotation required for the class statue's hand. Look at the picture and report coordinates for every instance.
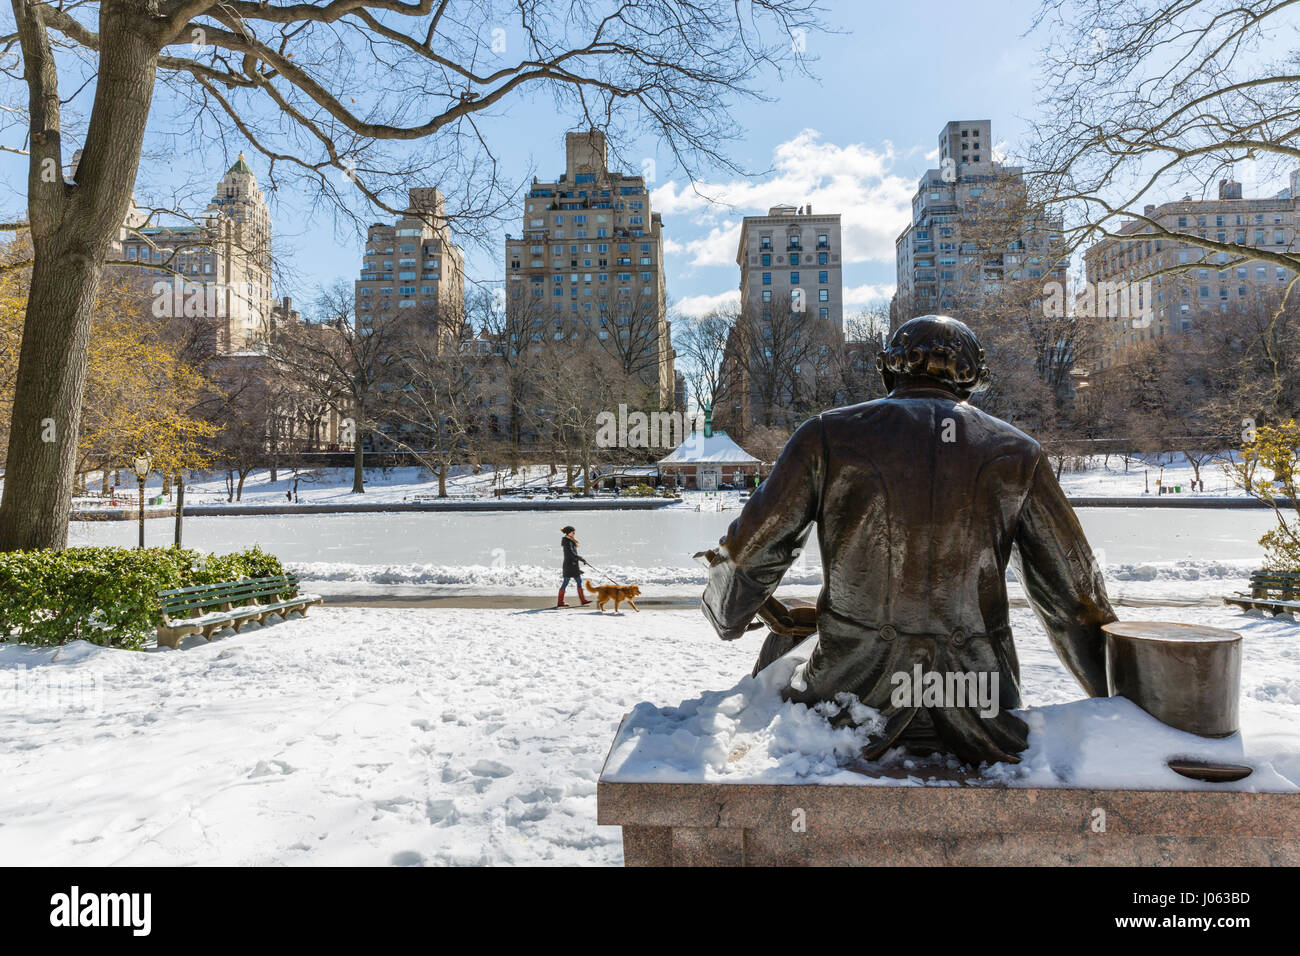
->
[789,606,818,629]
[692,548,724,568]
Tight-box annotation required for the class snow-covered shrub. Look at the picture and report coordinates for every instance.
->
[0,545,284,650]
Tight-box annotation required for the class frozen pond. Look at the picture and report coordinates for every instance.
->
[67,506,1273,569]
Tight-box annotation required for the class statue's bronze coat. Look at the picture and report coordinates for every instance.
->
[702,317,1117,766]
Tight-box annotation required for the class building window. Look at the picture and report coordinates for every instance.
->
[761,272,771,285]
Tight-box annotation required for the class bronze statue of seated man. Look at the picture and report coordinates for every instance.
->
[700,315,1117,767]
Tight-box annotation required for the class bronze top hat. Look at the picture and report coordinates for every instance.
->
[1102,621,1242,738]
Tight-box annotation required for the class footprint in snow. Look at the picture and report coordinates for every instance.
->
[247,759,295,779]
[468,759,513,778]
[426,799,458,824]
[390,850,425,867]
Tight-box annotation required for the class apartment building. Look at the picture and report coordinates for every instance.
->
[1084,174,1300,372]
[738,204,843,327]
[112,154,275,353]
[720,204,844,430]
[894,120,1066,323]
[355,186,466,339]
[504,130,675,409]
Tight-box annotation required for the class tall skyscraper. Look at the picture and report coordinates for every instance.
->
[504,130,674,408]
[737,203,843,326]
[718,204,844,432]
[893,120,1065,323]
[355,187,466,339]
[112,154,275,353]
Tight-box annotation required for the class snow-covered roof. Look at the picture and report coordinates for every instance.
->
[657,430,760,465]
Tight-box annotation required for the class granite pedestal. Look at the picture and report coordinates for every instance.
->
[598,727,1300,866]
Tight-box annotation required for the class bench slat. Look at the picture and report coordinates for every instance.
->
[160,582,295,607]
[160,577,297,603]
[158,575,297,598]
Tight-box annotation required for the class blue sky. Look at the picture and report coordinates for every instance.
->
[2,0,1055,320]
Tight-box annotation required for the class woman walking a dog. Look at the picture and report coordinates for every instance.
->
[556,525,592,608]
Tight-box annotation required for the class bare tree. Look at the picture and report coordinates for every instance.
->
[836,303,890,404]
[716,293,822,437]
[1028,0,1300,413]
[486,280,555,452]
[273,279,403,494]
[594,294,671,407]
[0,0,822,549]
[525,334,626,496]
[382,320,487,497]
[672,304,733,413]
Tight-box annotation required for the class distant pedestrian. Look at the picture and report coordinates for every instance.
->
[286,488,292,502]
[556,525,592,607]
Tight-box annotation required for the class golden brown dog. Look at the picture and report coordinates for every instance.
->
[586,579,641,613]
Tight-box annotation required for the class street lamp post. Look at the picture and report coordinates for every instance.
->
[174,471,184,549]
[133,452,152,549]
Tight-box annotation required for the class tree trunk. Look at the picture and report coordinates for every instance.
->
[438,465,447,497]
[0,3,160,550]
[352,433,365,493]
[236,469,248,502]
[582,436,592,497]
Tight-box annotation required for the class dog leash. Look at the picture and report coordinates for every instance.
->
[583,561,624,587]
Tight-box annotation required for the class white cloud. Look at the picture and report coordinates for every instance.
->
[674,289,740,317]
[843,283,896,309]
[652,129,916,268]
[666,221,743,269]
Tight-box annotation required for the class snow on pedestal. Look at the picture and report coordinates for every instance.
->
[598,632,1300,865]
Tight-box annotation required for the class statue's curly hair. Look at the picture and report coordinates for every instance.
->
[877,315,991,399]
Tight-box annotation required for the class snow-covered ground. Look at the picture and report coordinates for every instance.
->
[1,602,1297,865]
[1054,452,1244,497]
[73,464,648,510]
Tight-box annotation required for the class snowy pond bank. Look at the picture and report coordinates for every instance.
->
[64,506,1274,605]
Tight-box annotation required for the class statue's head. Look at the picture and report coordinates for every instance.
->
[877,314,991,400]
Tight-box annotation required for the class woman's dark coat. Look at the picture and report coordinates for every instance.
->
[562,536,583,578]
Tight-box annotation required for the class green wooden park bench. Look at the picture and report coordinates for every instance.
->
[156,574,322,649]
[1224,570,1300,616]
